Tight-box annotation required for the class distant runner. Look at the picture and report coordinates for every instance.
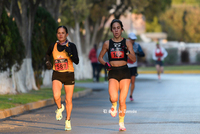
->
[127,33,145,101]
[152,43,168,80]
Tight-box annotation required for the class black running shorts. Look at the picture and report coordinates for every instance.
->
[155,61,163,66]
[52,71,75,85]
[129,67,138,76]
[108,65,131,82]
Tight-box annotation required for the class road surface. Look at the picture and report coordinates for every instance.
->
[0,74,200,134]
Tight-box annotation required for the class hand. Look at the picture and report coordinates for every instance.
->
[46,61,52,69]
[135,52,139,56]
[65,46,73,57]
[105,62,112,71]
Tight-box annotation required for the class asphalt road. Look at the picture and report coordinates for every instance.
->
[0,74,200,134]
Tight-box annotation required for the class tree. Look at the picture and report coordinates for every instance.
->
[142,0,172,22]
[159,4,200,42]
[145,16,162,32]
[32,7,58,88]
[0,8,25,72]
[4,0,41,92]
[41,0,61,22]
[0,0,4,19]
[58,0,172,79]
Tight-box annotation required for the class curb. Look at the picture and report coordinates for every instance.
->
[0,88,92,120]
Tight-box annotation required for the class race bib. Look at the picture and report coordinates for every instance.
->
[55,59,68,71]
[111,50,124,59]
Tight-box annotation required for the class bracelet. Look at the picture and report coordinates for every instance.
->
[126,51,130,55]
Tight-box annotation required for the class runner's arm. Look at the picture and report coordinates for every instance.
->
[69,43,79,65]
[45,43,54,63]
[137,44,145,57]
[98,40,109,65]
[126,40,136,63]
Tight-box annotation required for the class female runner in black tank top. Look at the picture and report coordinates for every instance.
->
[98,19,136,131]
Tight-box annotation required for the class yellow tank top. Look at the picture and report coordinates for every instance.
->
[52,42,74,72]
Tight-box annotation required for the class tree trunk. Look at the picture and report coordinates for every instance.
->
[0,0,4,20]
[89,20,100,53]
[3,0,40,93]
[42,70,52,87]
[0,71,16,94]
[84,17,90,54]
[42,0,61,21]
[73,20,91,79]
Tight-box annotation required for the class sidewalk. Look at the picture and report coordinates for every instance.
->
[0,88,92,120]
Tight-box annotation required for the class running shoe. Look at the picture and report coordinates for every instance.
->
[119,122,126,131]
[55,104,64,121]
[65,120,72,131]
[110,105,117,117]
[129,96,134,101]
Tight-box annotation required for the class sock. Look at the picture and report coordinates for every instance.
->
[112,102,117,107]
[119,115,125,123]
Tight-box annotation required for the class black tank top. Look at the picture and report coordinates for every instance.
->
[108,38,128,62]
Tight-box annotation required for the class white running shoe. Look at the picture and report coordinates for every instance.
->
[110,105,117,117]
[55,104,64,121]
[119,122,126,131]
[65,120,72,131]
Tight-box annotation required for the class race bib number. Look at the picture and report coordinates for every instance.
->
[111,50,124,59]
[55,59,68,71]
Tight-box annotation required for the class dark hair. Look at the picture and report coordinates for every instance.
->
[56,26,68,33]
[110,19,124,31]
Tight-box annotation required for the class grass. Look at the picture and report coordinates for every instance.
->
[138,65,200,71]
[0,87,85,110]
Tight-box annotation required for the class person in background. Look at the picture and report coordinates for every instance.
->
[98,19,136,131]
[127,33,145,101]
[45,26,79,131]
[96,42,108,82]
[152,43,168,80]
[89,44,98,82]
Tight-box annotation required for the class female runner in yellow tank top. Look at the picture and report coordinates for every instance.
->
[45,26,79,131]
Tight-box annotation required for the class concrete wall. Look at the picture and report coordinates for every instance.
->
[139,41,200,64]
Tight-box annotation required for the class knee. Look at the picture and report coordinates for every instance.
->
[119,99,126,106]
[110,96,118,103]
[53,93,60,100]
[65,98,72,104]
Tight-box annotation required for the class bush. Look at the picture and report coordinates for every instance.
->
[32,7,57,88]
[164,48,178,65]
[181,50,189,63]
[0,8,25,72]
[196,52,200,63]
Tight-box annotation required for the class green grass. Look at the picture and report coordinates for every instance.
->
[138,65,200,71]
[0,87,85,110]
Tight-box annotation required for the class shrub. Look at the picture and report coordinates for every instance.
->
[196,52,200,63]
[0,8,25,72]
[164,48,178,65]
[181,50,189,63]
